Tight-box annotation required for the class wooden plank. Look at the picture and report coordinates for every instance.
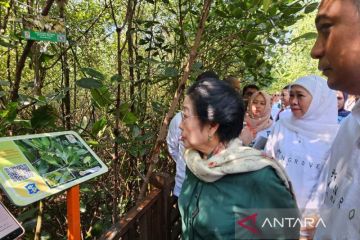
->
[139,211,149,240]
[151,198,162,240]
[171,220,182,240]
[127,225,137,240]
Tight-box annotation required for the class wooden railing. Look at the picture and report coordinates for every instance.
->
[100,173,181,240]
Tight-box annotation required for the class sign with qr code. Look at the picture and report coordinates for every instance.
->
[0,131,108,206]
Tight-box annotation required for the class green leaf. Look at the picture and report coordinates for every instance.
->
[262,0,271,12]
[91,87,112,108]
[139,39,148,45]
[42,154,62,167]
[164,67,178,77]
[118,103,138,124]
[214,9,228,18]
[76,78,103,89]
[0,91,5,98]
[292,32,317,43]
[192,61,203,71]
[81,67,105,80]
[83,156,92,164]
[304,3,318,14]
[91,117,107,137]
[39,53,55,63]
[35,95,47,106]
[30,105,56,129]
[0,102,18,122]
[284,2,303,15]
[268,37,276,44]
[86,140,99,146]
[0,80,10,86]
[13,119,31,128]
[0,1,11,8]
[0,38,16,48]
[110,74,122,83]
[17,208,37,222]
[122,111,137,125]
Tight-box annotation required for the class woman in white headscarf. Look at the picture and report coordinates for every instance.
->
[265,75,339,209]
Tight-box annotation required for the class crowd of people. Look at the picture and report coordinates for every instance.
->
[166,0,360,239]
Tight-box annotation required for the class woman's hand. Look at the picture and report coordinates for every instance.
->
[239,126,256,145]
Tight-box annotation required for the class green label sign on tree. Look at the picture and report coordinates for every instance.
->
[22,30,66,42]
[22,15,66,43]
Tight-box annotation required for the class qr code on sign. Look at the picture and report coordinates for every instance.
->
[5,164,33,182]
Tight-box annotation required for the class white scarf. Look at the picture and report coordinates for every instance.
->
[184,138,293,192]
[280,75,338,143]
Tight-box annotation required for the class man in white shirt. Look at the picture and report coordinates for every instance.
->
[308,0,360,238]
[166,112,186,197]
[270,92,281,120]
[275,85,291,121]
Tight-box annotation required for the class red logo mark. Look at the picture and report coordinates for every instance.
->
[237,213,260,235]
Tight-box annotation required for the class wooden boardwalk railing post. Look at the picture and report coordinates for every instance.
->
[100,173,179,240]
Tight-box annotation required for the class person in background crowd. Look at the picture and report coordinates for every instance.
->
[344,94,359,111]
[178,78,298,239]
[271,92,282,120]
[275,85,291,121]
[240,91,273,150]
[264,76,338,239]
[224,75,241,92]
[265,75,338,208]
[242,84,259,108]
[337,91,351,123]
[166,70,219,198]
[304,0,360,238]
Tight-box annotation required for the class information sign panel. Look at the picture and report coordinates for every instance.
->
[0,131,108,206]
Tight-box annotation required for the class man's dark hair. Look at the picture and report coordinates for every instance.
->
[242,84,260,96]
[282,85,290,90]
[187,78,245,143]
[195,70,219,81]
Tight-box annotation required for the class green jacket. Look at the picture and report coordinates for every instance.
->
[179,167,299,240]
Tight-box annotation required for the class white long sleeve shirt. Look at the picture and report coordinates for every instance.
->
[166,112,186,197]
[312,101,360,239]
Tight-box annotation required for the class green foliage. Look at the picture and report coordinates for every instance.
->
[268,10,321,91]
[15,135,101,187]
[0,37,16,48]
[81,67,106,81]
[76,78,103,89]
[91,117,107,137]
[292,32,317,43]
[31,105,57,129]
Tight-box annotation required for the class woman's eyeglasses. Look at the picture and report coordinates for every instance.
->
[181,111,198,121]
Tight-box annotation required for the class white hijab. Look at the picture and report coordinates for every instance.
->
[280,75,338,143]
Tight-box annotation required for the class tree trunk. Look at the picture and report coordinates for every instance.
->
[127,0,136,113]
[10,0,55,102]
[109,0,132,222]
[137,0,213,202]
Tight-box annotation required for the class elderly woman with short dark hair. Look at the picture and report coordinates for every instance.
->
[178,78,299,239]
